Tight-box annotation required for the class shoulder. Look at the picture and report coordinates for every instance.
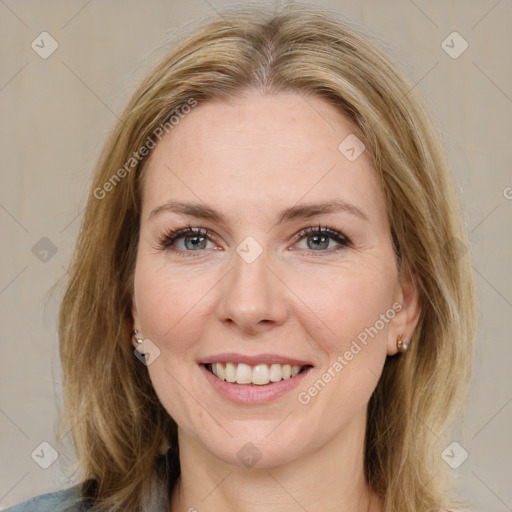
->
[3,485,83,512]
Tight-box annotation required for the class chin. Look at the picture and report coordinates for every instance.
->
[210,440,305,470]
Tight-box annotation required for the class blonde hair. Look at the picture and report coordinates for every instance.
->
[58,3,477,511]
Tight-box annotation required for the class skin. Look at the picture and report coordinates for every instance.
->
[131,90,421,512]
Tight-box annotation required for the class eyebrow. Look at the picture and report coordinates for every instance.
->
[149,199,369,224]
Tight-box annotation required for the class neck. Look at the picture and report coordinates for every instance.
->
[169,408,383,512]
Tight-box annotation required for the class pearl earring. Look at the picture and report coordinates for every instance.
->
[132,330,143,344]
[396,333,409,353]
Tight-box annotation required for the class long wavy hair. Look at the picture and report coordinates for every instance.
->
[57,3,477,511]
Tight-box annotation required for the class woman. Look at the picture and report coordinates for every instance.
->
[6,2,476,511]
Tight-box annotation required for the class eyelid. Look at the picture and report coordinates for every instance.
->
[291,225,352,246]
[157,225,221,249]
[156,223,352,255]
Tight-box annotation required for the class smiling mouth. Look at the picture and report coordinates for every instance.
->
[203,362,312,386]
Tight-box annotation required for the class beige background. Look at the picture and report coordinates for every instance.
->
[1,0,511,510]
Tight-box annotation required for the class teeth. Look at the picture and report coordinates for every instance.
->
[235,363,252,384]
[225,362,236,383]
[269,363,282,382]
[216,362,226,380]
[209,362,305,385]
[252,364,270,385]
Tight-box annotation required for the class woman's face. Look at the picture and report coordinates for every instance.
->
[132,90,419,468]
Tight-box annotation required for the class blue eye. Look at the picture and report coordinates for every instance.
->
[157,224,351,257]
[292,225,351,255]
[158,226,217,254]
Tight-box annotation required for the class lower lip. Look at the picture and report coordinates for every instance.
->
[199,364,313,404]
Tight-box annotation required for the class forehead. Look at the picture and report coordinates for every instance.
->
[140,91,385,226]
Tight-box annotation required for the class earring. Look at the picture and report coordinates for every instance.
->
[132,330,143,344]
[396,333,408,353]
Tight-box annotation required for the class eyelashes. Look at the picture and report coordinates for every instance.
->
[155,223,352,258]
[157,225,215,252]
[293,225,352,254]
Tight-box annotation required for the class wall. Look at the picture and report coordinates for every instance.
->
[0,0,511,510]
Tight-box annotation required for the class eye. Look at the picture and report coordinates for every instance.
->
[292,225,351,255]
[156,223,352,257]
[157,225,219,256]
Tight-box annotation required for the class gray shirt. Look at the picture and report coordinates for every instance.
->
[3,478,171,511]
[3,486,82,512]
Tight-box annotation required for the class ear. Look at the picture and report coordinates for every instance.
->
[387,266,422,355]
[131,293,142,349]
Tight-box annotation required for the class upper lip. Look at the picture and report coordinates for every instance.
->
[198,353,313,367]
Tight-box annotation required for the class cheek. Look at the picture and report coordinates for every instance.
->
[132,259,217,428]
[291,269,393,437]
[133,257,219,345]
[290,256,397,352]
[290,261,395,416]
[294,259,396,415]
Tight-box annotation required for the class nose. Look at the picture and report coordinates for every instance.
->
[216,247,288,336]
